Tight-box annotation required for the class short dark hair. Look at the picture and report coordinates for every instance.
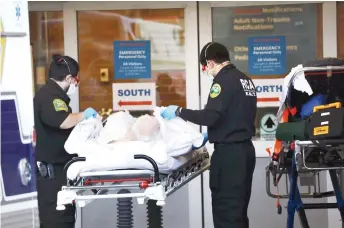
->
[199,42,230,66]
[49,54,80,81]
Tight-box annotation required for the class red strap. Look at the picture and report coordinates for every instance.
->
[289,106,297,116]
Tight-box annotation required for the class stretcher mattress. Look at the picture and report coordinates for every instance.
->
[67,148,203,180]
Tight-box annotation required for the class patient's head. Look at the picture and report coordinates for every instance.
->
[130,114,160,142]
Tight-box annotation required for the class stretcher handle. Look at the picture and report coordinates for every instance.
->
[64,157,86,173]
[134,154,160,182]
[313,102,342,113]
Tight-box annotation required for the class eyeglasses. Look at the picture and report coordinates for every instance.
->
[201,65,207,72]
[74,75,80,84]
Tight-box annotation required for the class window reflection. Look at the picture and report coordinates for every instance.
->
[29,11,64,92]
[212,4,322,141]
[212,4,321,77]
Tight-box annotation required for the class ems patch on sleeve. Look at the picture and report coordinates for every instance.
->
[210,83,221,98]
[53,99,68,112]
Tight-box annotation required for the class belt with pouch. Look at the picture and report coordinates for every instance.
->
[37,162,64,179]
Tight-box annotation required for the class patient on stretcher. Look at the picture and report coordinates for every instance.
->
[63,107,209,180]
[125,114,161,142]
[65,107,207,157]
[96,111,161,143]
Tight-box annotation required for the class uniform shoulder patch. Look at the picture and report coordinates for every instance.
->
[210,83,221,98]
[53,99,68,112]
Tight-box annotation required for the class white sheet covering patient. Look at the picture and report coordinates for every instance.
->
[130,114,161,142]
[97,110,136,143]
[63,107,208,179]
[64,107,205,159]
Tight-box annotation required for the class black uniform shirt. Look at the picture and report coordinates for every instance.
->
[180,64,257,144]
[33,79,76,164]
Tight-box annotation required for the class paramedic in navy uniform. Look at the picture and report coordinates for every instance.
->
[33,54,97,228]
[161,42,257,228]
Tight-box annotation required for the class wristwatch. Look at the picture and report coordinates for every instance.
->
[175,106,182,116]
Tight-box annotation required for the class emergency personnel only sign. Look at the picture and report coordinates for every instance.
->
[252,78,284,107]
[112,82,156,111]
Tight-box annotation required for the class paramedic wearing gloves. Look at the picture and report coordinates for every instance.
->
[161,42,257,228]
[33,54,97,228]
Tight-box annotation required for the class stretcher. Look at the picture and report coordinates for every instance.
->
[265,58,344,228]
[57,148,209,228]
[56,109,210,228]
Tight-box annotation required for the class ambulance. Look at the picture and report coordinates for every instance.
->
[1,0,38,227]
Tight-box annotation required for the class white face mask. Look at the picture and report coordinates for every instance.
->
[207,74,214,82]
[205,61,231,81]
[205,64,216,82]
[66,83,76,96]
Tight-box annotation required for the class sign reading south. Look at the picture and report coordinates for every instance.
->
[248,36,286,75]
[112,82,156,111]
[114,40,151,79]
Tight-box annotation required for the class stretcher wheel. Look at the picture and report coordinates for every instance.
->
[277,204,282,214]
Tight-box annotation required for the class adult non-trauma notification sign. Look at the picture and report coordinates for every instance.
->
[114,40,151,79]
[248,36,286,75]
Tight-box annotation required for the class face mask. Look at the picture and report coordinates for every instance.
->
[207,61,231,79]
[207,73,214,82]
[205,63,217,82]
[66,83,76,96]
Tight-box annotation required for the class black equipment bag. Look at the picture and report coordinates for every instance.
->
[307,107,344,140]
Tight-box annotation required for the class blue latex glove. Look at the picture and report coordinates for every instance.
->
[84,107,97,119]
[192,132,209,150]
[161,105,179,120]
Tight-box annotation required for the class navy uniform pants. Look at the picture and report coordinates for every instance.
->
[210,141,256,228]
[36,164,75,228]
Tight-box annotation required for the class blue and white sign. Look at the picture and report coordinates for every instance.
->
[112,82,156,111]
[252,78,284,107]
[248,36,286,75]
[114,40,151,79]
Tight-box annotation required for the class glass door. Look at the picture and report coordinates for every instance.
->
[75,8,188,118]
[200,2,323,158]
[198,2,324,228]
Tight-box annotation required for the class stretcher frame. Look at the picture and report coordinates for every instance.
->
[56,147,210,228]
[265,65,344,228]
